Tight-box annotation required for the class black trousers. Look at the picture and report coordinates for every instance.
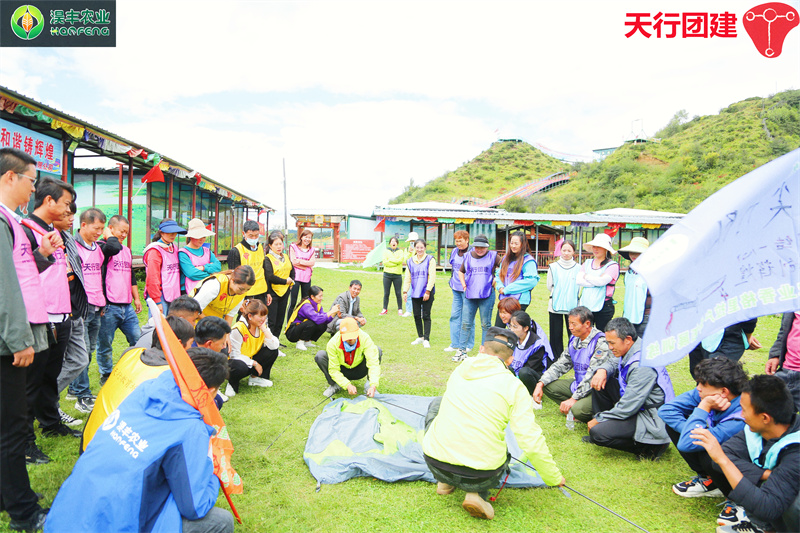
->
[548,312,569,358]
[314,348,382,387]
[665,426,732,495]
[228,345,279,393]
[26,319,71,440]
[267,289,290,339]
[286,281,311,323]
[412,292,435,340]
[285,320,327,343]
[594,299,615,333]
[0,356,42,521]
[383,273,403,310]
[517,367,542,396]
[494,302,528,327]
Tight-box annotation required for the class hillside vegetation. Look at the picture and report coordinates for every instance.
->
[390,90,799,213]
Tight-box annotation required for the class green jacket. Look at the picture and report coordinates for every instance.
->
[326,329,381,389]
[382,248,405,275]
[422,353,562,485]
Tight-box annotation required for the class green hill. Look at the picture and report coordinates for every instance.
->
[389,140,568,204]
[391,90,799,213]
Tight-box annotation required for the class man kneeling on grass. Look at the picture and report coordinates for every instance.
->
[422,327,565,520]
[691,375,800,533]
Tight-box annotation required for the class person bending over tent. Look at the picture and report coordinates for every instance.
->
[314,317,381,398]
[585,318,675,460]
[533,306,615,423]
[422,326,565,521]
[46,348,234,533]
[691,375,800,533]
[658,357,748,527]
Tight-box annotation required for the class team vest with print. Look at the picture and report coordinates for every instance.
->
[105,245,133,304]
[568,332,603,394]
[744,427,800,470]
[619,349,675,404]
[234,242,267,295]
[579,260,614,312]
[266,252,293,296]
[448,248,469,292]
[509,320,555,375]
[190,273,246,318]
[232,321,264,358]
[0,210,48,324]
[549,261,579,313]
[178,246,211,294]
[143,242,181,303]
[500,255,535,301]
[622,269,648,324]
[290,243,315,283]
[22,219,70,314]
[286,299,324,329]
[463,251,497,299]
[407,255,433,298]
[77,240,106,307]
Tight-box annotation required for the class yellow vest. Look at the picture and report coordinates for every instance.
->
[285,300,323,333]
[191,273,247,318]
[234,242,267,295]
[82,347,167,452]
[266,252,292,297]
[232,320,264,358]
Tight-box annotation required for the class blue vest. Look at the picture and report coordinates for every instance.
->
[568,332,603,394]
[619,349,675,405]
[622,269,648,324]
[500,254,535,302]
[549,261,579,313]
[407,255,433,299]
[744,427,800,470]
[464,251,497,300]
[509,320,555,375]
[701,328,749,353]
[448,247,469,292]
[579,260,615,312]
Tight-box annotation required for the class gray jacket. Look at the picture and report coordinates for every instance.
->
[596,338,670,444]
[326,290,364,334]
[539,327,616,400]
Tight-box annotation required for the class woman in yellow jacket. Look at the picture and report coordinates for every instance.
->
[264,230,295,340]
[381,236,406,316]
[403,238,436,348]
[190,265,255,325]
[226,299,280,396]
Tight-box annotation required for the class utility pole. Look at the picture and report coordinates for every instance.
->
[283,158,288,232]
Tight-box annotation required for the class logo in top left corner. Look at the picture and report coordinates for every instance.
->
[10,4,44,40]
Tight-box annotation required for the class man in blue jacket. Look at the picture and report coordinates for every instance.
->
[45,348,234,533]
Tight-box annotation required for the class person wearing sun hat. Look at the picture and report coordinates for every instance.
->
[143,218,187,316]
[179,218,221,294]
[619,237,651,337]
[576,233,619,332]
[314,317,382,398]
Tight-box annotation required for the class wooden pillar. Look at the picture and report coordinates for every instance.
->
[214,197,220,254]
[117,163,123,215]
[167,175,174,219]
[61,132,69,183]
[191,181,197,218]
[127,162,133,249]
[333,223,340,262]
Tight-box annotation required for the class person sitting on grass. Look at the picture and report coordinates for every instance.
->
[532,306,614,423]
[690,375,800,533]
[495,297,522,328]
[286,286,339,351]
[585,317,675,460]
[226,299,280,396]
[658,357,748,527]
[506,310,554,397]
[422,327,565,521]
[314,317,381,398]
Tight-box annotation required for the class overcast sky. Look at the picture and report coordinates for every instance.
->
[2,0,798,226]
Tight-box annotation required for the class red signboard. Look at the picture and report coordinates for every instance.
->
[340,239,374,263]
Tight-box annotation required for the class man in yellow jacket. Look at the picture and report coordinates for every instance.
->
[422,326,565,520]
[314,317,381,398]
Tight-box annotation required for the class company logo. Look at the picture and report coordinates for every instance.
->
[743,3,799,57]
[10,4,44,40]
[102,409,120,431]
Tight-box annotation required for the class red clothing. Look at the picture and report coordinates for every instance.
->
[144,247,164,304]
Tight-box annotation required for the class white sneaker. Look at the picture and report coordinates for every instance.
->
[277,350,287,357]
[411,337,424,345]
[296,341,307,351]
[248,376,273,388]
[217,391,229,403]
[59,408,82,427]
[451,350,468,362]
[402,311,413,317]
[443,346,456,352]
[532,398,542,410]
[224,383,236,398]
[422,340,431,348]
[323,384,341,397]
[304,341,316,348]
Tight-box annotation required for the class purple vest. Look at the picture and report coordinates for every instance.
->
[290,243,315,283]
[568,332,603,394]
[0,210,48,324]
[463,251,497,300]
[144,242,181,303]
[509,320,555,374]
[500,254,534,301]
[448,247,469,292]
[77,240,106,307]
[407,255,432,298]
[106,245,133,304]
[179,246,210,294]
[23,220,71,314]
[619,349,675,404]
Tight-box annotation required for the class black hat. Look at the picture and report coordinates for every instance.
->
[473,235,490,248]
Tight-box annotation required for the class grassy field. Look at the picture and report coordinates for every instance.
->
[6,267,782,533]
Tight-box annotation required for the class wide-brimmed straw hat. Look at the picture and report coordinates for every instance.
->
[583,233,616,255]
[406,231,420,242]
[185,218,215,239]
[618,237,650,261]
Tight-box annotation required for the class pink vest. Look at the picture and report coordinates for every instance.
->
[0,209,48,324]
[105,245,133,304]
[144,242,181,303]
[291,243,315,283]
[179,246,211,294]
[77,239,106,307]
[22,220,71,314]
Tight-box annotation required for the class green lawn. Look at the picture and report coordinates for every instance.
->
[7,267,782,533]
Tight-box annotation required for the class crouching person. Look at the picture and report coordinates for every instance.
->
[315,317,381,398]
[422,327,565,520]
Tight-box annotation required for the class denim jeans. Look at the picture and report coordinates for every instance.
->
[97,303,142,376]
[458,290,494,350]
[449,290,474,351]
[69,308,102,398]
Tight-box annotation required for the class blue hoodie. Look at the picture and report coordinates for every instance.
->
[658,388,745,453]
[46,372,220,533]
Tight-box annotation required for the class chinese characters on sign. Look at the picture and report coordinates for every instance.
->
[625,12,738,38]
[49,8,111,36]
[0,119,61,174]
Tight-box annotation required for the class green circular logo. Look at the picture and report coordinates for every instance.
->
[11,5,44,40]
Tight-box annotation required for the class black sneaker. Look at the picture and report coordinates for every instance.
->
[25,443,50,465]
[42,423,82,438]
[637,443,669,461]
[8,507,47,532]
[74,397,94,414]
[99,373,111,386]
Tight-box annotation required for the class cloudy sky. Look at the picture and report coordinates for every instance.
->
[2,0,798,226]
